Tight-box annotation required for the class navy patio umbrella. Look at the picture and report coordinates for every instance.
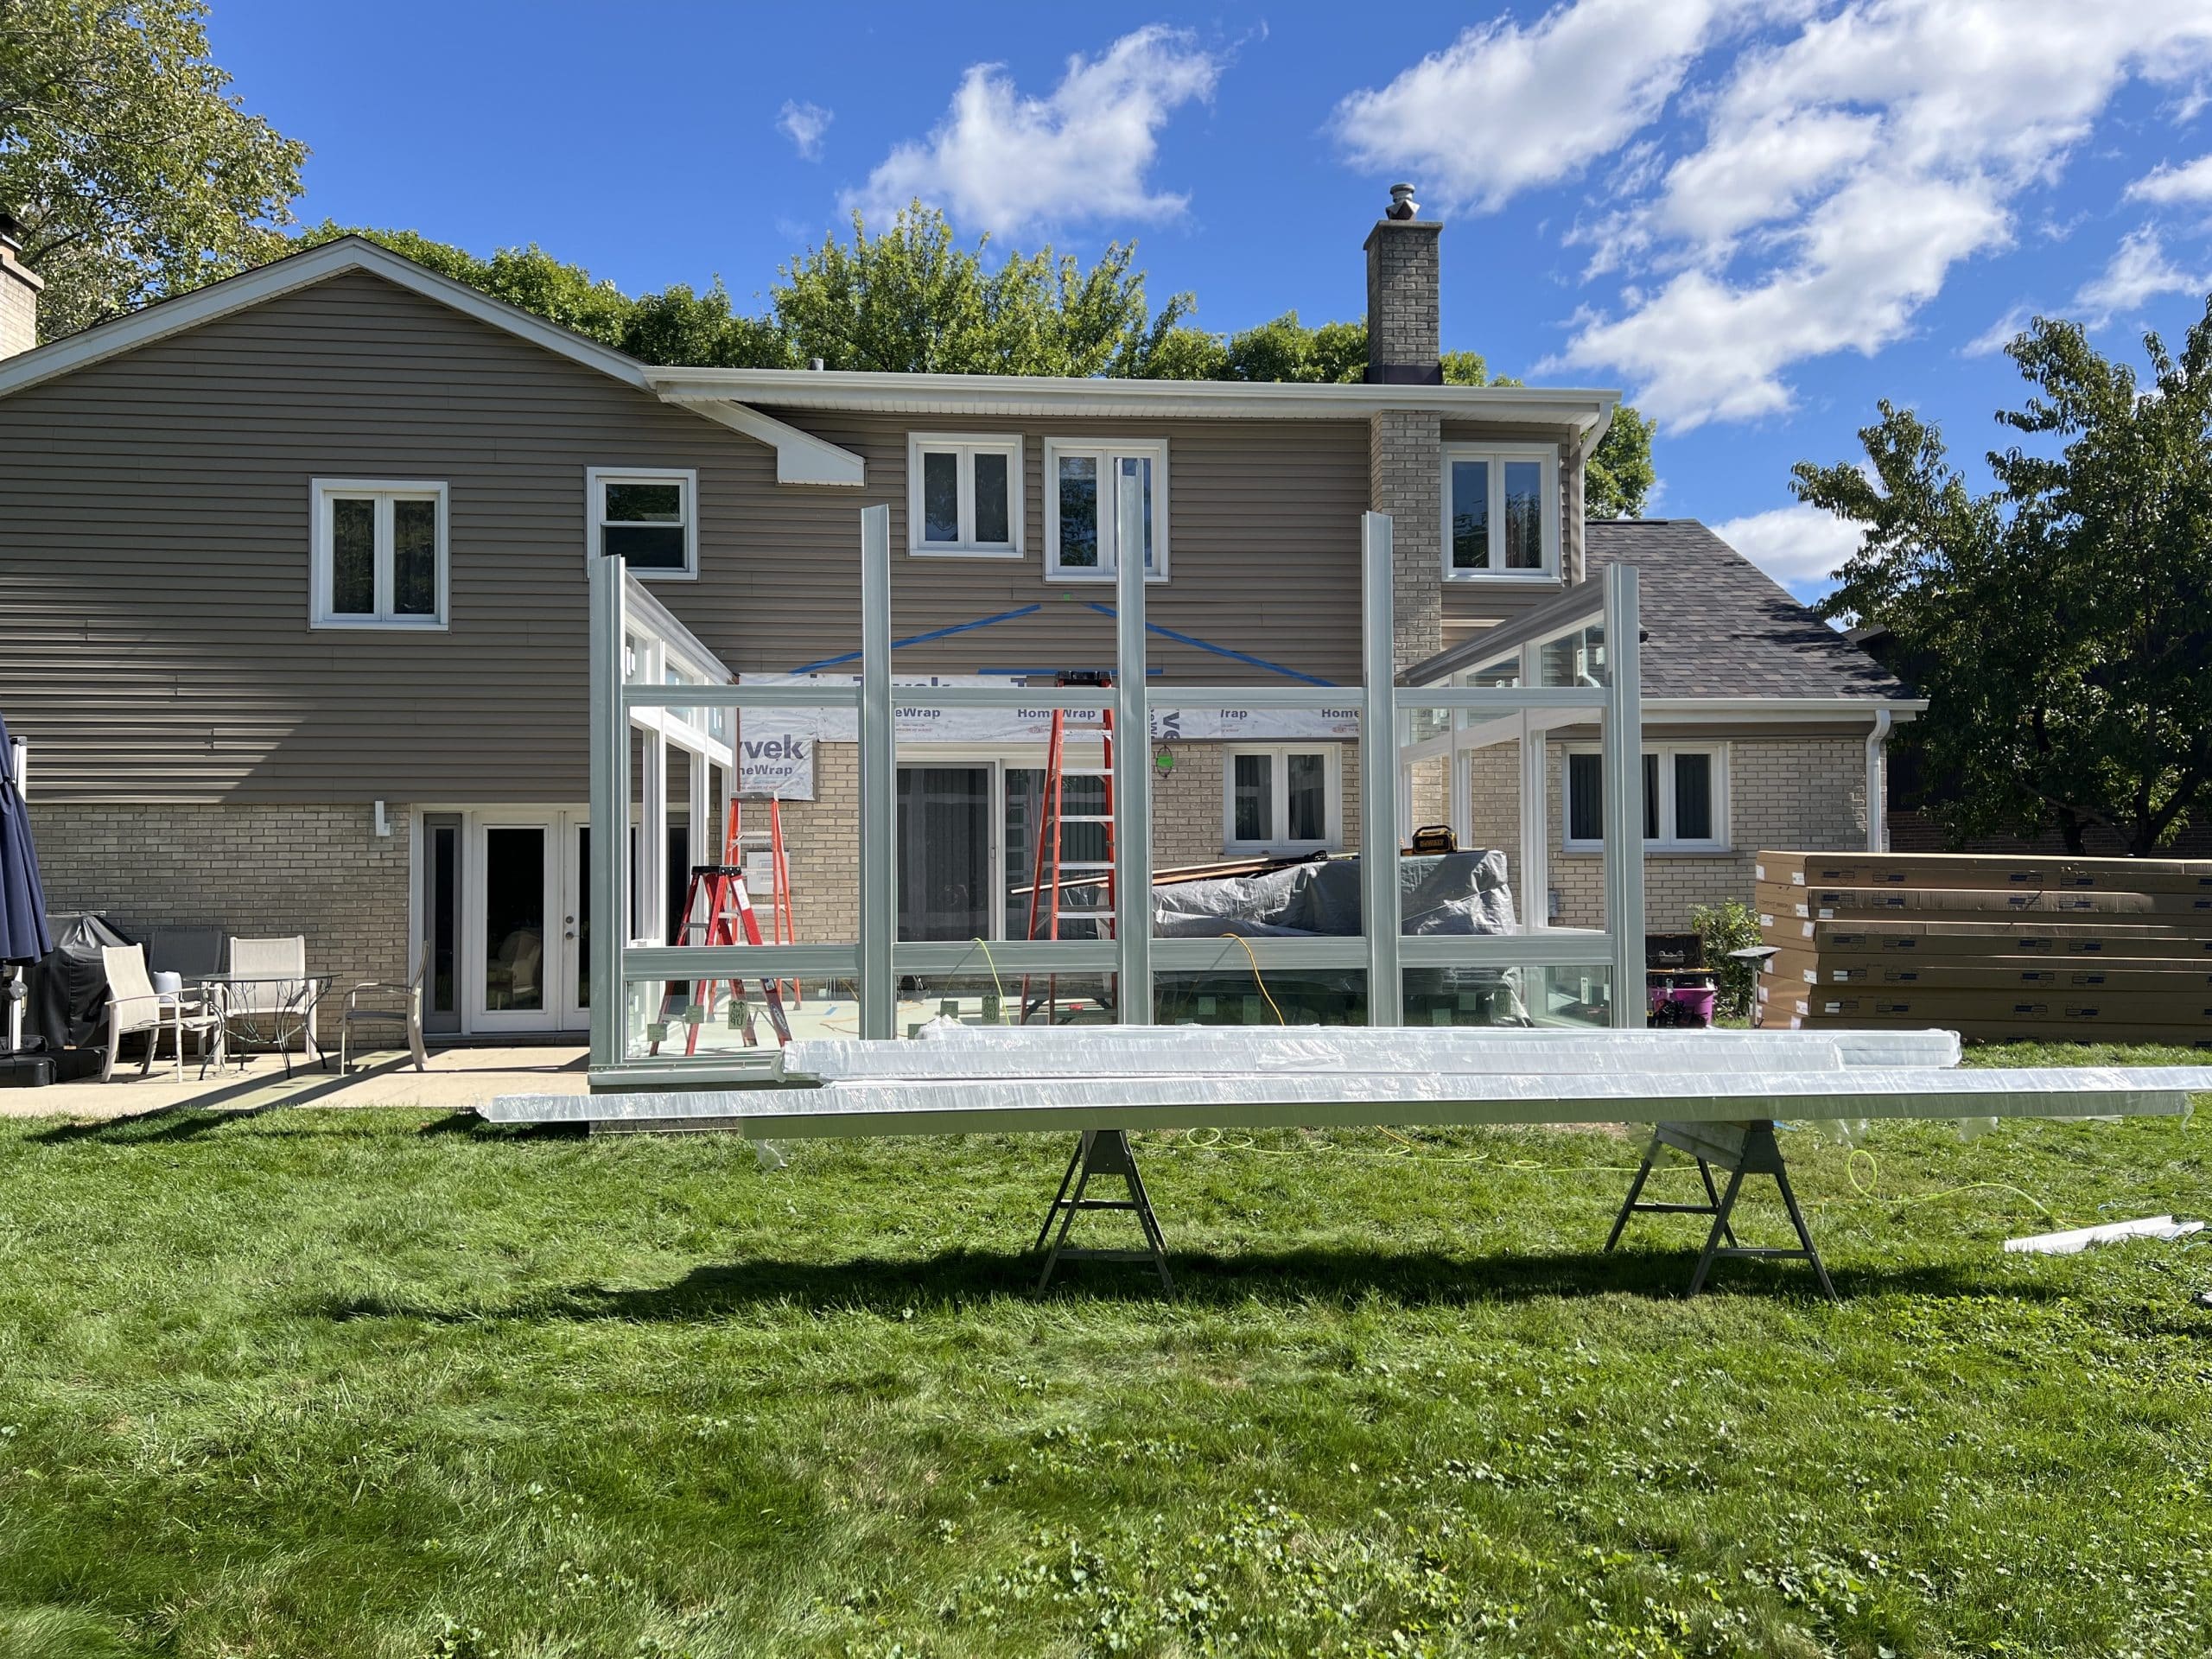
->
[0,711,52,967]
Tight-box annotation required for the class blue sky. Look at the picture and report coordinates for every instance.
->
[208,1,2212,601]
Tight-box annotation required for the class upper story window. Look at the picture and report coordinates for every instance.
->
[908,434,1022,556]
[1225,746,1339,853]
[1045,437,1169,582]
[1564,742,1729,853]
[310,480,448,629]
[1443,442,1559,581]
[588,467,696,578]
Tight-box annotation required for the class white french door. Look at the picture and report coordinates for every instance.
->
[465,810,589,1033]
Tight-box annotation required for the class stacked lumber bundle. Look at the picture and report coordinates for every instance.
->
[1751,849,2212,1046]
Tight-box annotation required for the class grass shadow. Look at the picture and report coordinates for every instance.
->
[416,1110,588,1141]
[25,1053,413,1143]
[313,1243,2037,1325]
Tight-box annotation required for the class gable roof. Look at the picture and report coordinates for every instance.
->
[1586,518,1910,701]
[0,235,865,486]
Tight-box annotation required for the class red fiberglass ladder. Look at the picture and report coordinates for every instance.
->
[1020,678,1115,1025]
[655,799,796,1054]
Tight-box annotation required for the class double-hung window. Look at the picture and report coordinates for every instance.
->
[907,434,1022,556]
[1224,747,1338,852]
[1443,442,1559,580]
[588,467,696,577]
[310,480,448,629]
[1564,743,1728,851]
[1045,437,1168,581]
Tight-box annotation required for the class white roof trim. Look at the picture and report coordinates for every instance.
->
[646,365,1620,431]
[0,235,653,399]
[1642,696,1926,722]
[665,395,866,486]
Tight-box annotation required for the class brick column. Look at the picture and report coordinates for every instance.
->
[1371,408,1442,671]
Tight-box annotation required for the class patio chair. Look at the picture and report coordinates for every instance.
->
[340,940,429,1073]
[99,944,221,1082]
[224,935,323,1071]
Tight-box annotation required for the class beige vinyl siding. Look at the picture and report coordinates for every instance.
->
[0,270,1372,805]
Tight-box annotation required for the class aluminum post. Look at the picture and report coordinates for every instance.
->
[1601,565,1644,1027]
[587,550,627,1069]
[858,504,896,1039]
[1113,462,1154,1024]
[1360,512,1403,1026]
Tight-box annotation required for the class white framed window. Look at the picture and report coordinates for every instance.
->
[907,434,1022,556]
[1044,436,1169,582]
[586,467,696,578]
[310,479,448,629]
[1224,746,1339,852]
[1442,442,1559,581]
[1562,743,1730,852]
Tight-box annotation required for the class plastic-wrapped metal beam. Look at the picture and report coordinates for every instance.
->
[485,1064,2209,1136]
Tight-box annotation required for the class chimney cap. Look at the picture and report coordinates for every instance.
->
[1385,183,1419,221]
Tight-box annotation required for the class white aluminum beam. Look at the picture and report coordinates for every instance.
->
[1361,512,1402,1025]
[1114,466,1154,1023]
[588,551,627,1066]
[1602,567,1643,1027]
[858,505,895,1039]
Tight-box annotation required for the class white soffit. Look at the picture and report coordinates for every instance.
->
[665,396,866,487]
[646,365,1620,432]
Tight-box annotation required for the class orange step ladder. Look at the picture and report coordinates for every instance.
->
[1020,677,1116,1025]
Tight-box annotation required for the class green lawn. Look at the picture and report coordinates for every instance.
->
[1,1043,2208,1658]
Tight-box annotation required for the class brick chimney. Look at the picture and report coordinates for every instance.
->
[0,212,41,359]
[1363,185,1444,667]
[1363,183,1441,385]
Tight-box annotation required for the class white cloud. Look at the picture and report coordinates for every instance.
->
[845,29,1218,236]
[1711,504,1863,586]
[2125,152,2212,204]
[778,100,833,161]
[2075,226,2206,321]
[1528,0,2212,430]
[1963,303,2034,358]
[1332,1,1734,214]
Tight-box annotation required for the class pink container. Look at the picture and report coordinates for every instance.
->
[1649,984,1719,1027]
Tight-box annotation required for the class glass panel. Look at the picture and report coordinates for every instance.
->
[1232,753,1273,842]
[604,481,684,522]
[897,766,992,941]
[605,524,687,569]
[972,450,1010,544]
[1156,969,1366,1027]
[1567,752,1604,842]
[1007,766,1110,943]
[1449,459,1490,570]
[1503,460,1545,570]
[1286,752,1326,841]
[1674,751,1713,842]
[1405,966,1612,1028]
[482,827,546,1012]
[423,817,461,1026]
[575,825,592,1010]
[1538,623,1607,687]
[909,971,1117,1033]
[331,497,375,613]
[1643,753,1661,842]
[1057,454,1099,568]
[921,449,960,543]
[392,498,437,615]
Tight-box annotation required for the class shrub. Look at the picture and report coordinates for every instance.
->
[1691,897,1764,1018]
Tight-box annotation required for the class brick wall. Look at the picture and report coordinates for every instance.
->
[1545,735,1867,931]
[28,802,410,995]
[0,248,40,359]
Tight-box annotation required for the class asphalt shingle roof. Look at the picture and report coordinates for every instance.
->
[1586,518,1909,700]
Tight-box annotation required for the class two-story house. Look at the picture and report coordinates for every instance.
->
[0,196,1913,1039]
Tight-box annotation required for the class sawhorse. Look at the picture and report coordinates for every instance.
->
[1606,1120,1838,1303]
[1033,1129,1172,1291]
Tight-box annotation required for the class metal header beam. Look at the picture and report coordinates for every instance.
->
[1360,512,1402,1026]
[858,505,895,1039]
[1114,467,1154,1023]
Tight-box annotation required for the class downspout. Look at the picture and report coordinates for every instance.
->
[1866,707,1893,854]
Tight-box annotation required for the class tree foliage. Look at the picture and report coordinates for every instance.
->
[1797,306,2212,855]
[0,0,307,340]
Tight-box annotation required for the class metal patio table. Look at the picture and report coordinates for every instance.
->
[198,972,333,1079]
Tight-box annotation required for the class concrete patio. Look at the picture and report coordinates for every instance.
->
[0,1045,593,1121]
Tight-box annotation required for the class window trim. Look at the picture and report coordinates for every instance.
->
[308,478,450,631]
[1561,741,1731,853]
[1043,435,1171,582]
[1223,744,1342,854]
[1440,441,1560,584]
[906,432,1025,557]
[585,466,699,580]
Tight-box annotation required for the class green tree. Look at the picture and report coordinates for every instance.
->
[0,0,307,340]
[773,201,1188,375]
[1796,306,2212,855]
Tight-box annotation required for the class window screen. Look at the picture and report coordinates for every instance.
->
[1674,751,1714,842]
[1232,753,1272,842]
[1567,752,1604,843]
